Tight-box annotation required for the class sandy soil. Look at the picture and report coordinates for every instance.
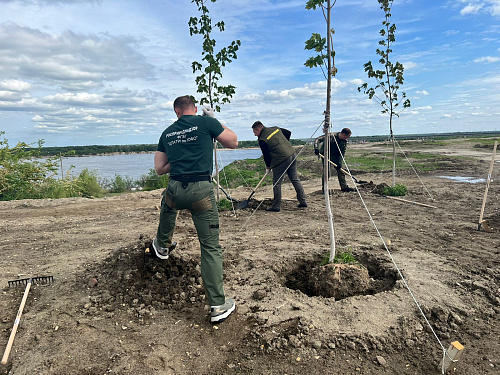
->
[0,142,499,375]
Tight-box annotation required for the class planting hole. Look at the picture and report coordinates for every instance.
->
[285,250,399,300]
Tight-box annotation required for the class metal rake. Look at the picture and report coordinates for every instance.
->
[8,275,53,288]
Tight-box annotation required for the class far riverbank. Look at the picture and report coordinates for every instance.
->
[57,148,263,181]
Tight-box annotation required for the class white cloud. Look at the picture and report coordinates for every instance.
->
[460,3,484,15]
[457,1,500,16]
[348,78,364,86]
[0,90,30,101]
[403,61,418,70]
[473,56,500,63]
[486,0,500,15]
[416,90,430,96]
[0,79,31,92]
[0,23,155,87]
[3,0,101,5]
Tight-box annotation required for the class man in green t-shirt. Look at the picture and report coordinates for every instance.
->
[153,95,238,323]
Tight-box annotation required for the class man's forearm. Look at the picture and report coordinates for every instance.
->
[156,163,171,175]
[154,151,170,175]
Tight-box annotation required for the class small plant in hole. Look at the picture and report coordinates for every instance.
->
[320,247,360,266]
[382,183,407,196]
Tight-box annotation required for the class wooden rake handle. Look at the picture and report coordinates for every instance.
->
[1,279,32,365]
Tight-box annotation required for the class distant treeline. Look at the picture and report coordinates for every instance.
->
[34,139,306,157]
[348,130,500,143]
[31,130,500,157]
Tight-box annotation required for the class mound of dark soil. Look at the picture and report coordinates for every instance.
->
[307,263,370,299]
[81,237,206,318]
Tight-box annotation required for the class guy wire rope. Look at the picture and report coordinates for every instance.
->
[223,121,325,239]
[395,139,435,201]
[335,144,456,373]
[217,124,454,371]
[215,139,253,191]
[213,141,238,214]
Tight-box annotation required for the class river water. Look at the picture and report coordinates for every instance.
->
[57,148,262,181]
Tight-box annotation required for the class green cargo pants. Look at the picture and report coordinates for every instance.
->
[156,180,225,306]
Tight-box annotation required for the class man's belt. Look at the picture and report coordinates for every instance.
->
[170,175,212,188]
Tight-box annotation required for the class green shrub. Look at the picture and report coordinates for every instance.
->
[75,169,103,198]
[0,132,62,200]
[140,169,169,191]
[108,174,135,193]
[34,178,78,199]
[382,183,408,196]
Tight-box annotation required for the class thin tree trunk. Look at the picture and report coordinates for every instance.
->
[208,72,220,202]
[203,2,219,203]
[325,0,335,263]
[385,16,396,187]
[390,127,396,187]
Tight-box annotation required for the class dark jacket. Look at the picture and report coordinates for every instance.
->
[258,126,295,169]
[314,132,347,167]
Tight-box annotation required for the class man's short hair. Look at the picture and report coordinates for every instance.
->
[252,121,264,129]
[341,128,352,136]
[173,96,195,111]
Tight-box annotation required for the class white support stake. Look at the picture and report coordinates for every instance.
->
[478,140,498,230]
[440,341,465,373]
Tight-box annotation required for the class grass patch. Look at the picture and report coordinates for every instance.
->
[219,158,273,188]
[320,247,360,266]
[217,199,234,211]
[382,184,408,196]
[345,150,474,173]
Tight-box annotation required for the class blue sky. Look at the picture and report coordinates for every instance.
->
[0,0,499,146]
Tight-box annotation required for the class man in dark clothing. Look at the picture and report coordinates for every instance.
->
[314,128,354,192]
[153,95,238,323]
[252,121,307,212]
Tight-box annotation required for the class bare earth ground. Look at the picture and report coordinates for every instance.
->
[0,142,499,375]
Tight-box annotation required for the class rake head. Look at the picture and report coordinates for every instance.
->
[8,276,54,288]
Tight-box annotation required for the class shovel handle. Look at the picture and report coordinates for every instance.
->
[319,154,358,182]
[253,170,270,192]
[246,170,270,197]
[2,279,32,365]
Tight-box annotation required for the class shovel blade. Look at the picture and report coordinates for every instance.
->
[235,200,249,210]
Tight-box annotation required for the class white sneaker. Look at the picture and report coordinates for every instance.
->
[210,299,236,323]
[152,238,176,260]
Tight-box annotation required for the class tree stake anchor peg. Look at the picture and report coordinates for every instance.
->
[478,220,491,232]
[440,341,464,373]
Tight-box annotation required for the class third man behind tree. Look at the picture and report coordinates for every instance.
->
[252,121,307,212]
[314,128,355,193]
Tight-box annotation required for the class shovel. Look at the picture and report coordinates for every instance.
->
[2,276,53,366]
[236,171,270,210]
[319,154,369,184]
[212,176,238,203]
